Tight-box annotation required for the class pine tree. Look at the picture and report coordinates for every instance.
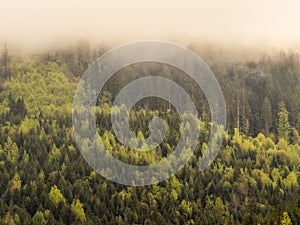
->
[277,102,290,142]
[1,43,10,78]
[262,97,272,134]
[71,199,86,223]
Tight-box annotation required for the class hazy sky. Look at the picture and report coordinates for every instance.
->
[1,0,300,49]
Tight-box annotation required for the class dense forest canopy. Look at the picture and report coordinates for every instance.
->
[0,42,299,224]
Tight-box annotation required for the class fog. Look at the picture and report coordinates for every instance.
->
[1,0,300,50]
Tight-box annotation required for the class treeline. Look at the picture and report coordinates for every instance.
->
[0,43,299,224]
[3,42,300,137]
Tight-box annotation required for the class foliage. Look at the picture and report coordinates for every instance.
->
[0,45,299,224]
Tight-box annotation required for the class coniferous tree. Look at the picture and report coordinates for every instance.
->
[277,102,290,142]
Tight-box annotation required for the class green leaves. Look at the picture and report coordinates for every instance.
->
[278,102,291,142]
[49,185,66,207]
[281,212,292,225]
[0,46,300,224]
[71,199,86,223]
[4,137,18,164]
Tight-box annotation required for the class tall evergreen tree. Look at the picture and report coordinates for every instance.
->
[277,102,290,142]
[262,97,272,134]
[1,43,10,78]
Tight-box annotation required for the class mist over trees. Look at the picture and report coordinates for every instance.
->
[0,41,299,224]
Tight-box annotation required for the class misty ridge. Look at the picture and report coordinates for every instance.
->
[1,38,300,137]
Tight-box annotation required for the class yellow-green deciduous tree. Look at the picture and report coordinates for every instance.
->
[281,212,292,225]
[49,185,66,206]
[71,199,86,223]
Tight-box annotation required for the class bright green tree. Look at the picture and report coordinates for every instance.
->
[281,212,292,225]
[277,102,290,142]
[71,199,86,223]
[49,185,66,206]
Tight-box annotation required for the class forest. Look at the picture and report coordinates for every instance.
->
[0,41,299,224]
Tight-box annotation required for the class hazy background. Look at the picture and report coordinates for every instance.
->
[1,0,300,50]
